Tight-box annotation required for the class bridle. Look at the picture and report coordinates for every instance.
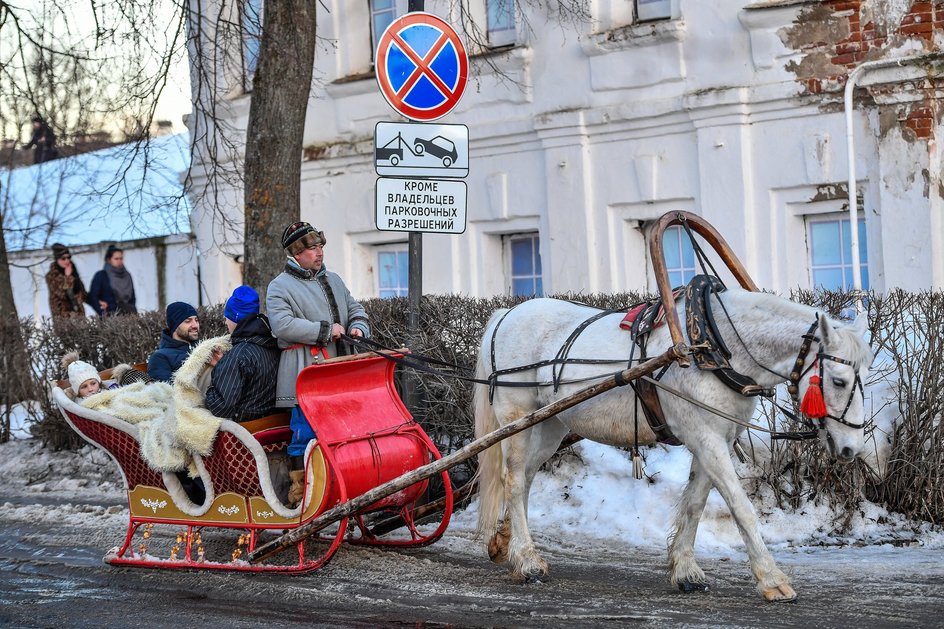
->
[785,320,865,430]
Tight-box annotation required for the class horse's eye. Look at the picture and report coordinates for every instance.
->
[832,378,847,388]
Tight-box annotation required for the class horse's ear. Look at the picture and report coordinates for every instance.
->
[852,311,869,336]
[816,312,833,346]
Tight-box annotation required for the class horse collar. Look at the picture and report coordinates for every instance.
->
[684,275,774,398]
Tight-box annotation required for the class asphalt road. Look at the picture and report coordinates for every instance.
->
[3,491,944,629]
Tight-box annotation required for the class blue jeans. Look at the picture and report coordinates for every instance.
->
[287,406,317,457]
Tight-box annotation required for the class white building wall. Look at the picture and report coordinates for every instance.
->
[186,0,944,303]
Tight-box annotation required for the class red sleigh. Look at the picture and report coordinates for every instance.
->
[53,351,453,572]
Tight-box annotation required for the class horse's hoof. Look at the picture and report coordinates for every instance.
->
[678,580,709,594]
[525,572,549,584]
[762,584,797,603]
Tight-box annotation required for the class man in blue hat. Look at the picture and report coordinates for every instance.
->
[147,301,200,382]
[204,285,280,423]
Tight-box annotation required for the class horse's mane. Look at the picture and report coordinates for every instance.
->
[723,289,872,367]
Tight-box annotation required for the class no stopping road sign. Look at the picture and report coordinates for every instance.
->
[375,12,469,121]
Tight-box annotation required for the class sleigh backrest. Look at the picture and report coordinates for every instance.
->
[52,386,164,490]
[296,352,431,508]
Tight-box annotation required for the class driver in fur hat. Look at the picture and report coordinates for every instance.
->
[267,222,370,506]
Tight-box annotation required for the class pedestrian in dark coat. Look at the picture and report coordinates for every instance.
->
[25,116,58,164]
[147,302,199,382]
[44,243,87,318]
[205,286,280,422]
[88,244,137,316]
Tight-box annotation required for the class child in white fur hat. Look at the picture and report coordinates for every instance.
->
[61,352,124,401]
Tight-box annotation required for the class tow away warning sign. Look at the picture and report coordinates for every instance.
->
[375,177,467,234]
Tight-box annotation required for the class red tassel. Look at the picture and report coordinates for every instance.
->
[800,375,827,418]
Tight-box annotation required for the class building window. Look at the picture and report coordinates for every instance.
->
[487,0,516,47]
[243,0,263,88]
[808,216,869,291]
[506,233,543,296]
[377,247,408,298]
[370,0,399,60]
[636,0,673,22]
[662,225,697,288]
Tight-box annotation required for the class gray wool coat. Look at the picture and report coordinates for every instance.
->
[266,260,370,407]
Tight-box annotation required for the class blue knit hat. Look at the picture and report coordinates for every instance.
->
[166,301,198,333]
[224,285,260,323]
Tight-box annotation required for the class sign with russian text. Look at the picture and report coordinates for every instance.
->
[375,12,469,121]
[375,177,467,234]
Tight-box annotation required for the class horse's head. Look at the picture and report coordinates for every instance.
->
[797,313,873,461]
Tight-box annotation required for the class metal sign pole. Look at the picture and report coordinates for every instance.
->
[405,0,424,417]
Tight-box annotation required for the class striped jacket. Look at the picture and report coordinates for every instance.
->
[204,314,280,422]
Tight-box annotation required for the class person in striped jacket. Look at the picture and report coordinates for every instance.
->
[204,285,280,422]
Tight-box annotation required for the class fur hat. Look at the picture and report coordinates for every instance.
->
[224,285,260,323]
[62,351,100,394]
[166,301,198,333]
[51,243,70,260]
[281,222,326,256]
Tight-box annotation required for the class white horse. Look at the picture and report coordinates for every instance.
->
[474,288,872,602]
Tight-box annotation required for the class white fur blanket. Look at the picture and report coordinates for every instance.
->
[80,335,232,473]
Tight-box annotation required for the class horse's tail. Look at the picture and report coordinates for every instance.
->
[474,308,507,542]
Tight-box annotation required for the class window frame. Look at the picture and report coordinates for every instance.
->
[504,232,543,297]
[369,0,407,63]
[486,0,517,48]
[375,242,409,298]
[806,214,869,292]
[661,224,698,288]
[241,0,264,92]
[636,0,676,23]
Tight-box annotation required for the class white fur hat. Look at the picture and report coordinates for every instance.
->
[67,359,100,393]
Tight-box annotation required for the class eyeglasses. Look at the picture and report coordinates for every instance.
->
[58,255,72,261]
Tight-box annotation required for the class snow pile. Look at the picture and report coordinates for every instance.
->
[0,439,125,502]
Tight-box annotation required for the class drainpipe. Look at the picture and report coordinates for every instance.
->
[844,53,942,311]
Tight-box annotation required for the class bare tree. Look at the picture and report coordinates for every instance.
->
[242,0,318,292]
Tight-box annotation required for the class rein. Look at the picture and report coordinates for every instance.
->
[341,333,641,393]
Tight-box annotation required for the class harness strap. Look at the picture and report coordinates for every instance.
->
[630,377,682,445]
[786,319,865,429]
[685,275,774,398]
[626,298,682,446]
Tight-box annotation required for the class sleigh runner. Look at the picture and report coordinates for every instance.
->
[53,350,452,572]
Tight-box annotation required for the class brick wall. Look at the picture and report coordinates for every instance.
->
[790,1,942,141]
